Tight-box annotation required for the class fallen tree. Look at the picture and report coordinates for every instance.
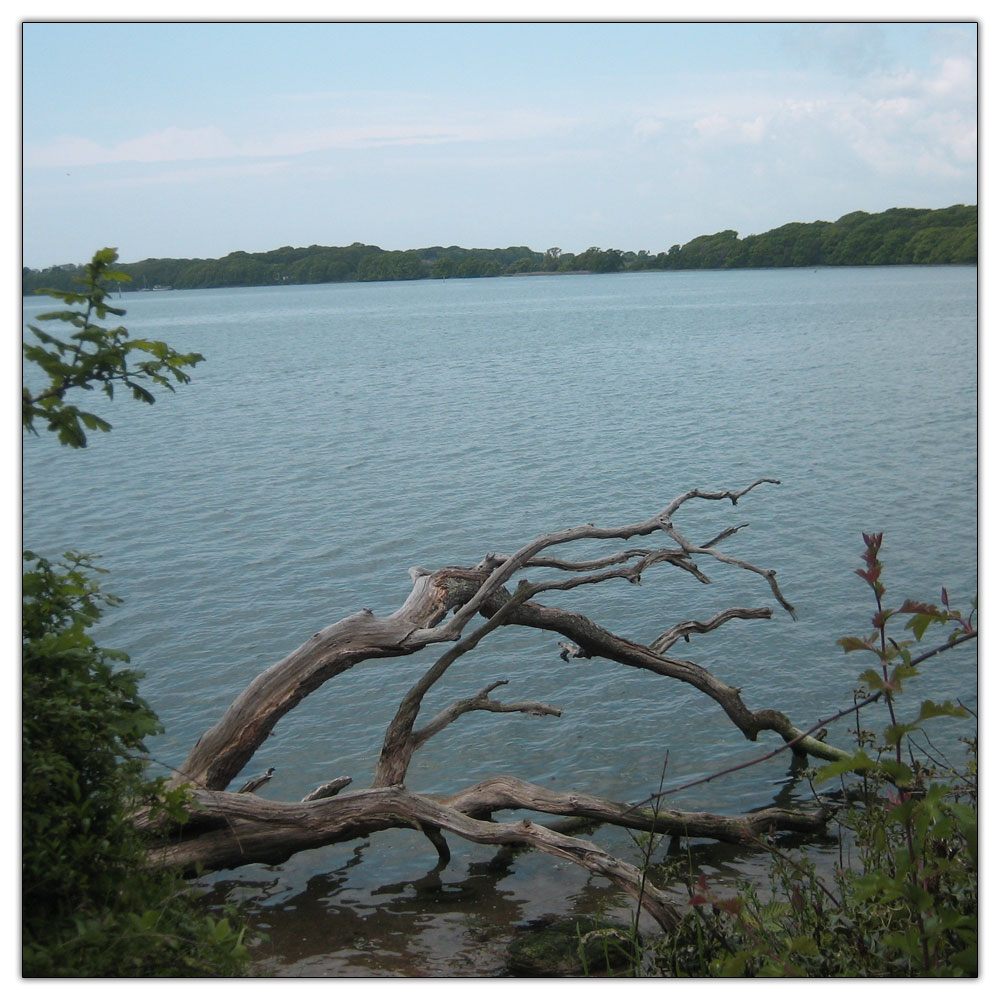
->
[147,480,853,931]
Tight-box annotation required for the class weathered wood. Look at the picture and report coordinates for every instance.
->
[172,481,847,795]
[456,582,851,759]
[145,776,829,872]
[157,483,850,920]
[143,776,830,930]
[440,775,832,842]
[171,566,466,791]
[301,776,352,801]
[146,784,687,930]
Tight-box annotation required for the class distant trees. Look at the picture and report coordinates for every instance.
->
[572,246,625,273]
[357,250,427,281]
[505,256,543,275]
[21,206,977,296]
[662,230,739,271]
[424,245,542,279]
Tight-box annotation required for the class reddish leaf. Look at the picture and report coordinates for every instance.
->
[862,531,883,554]
[899,599,939,616]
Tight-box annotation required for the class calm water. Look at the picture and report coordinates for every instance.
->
[22,267,977,975]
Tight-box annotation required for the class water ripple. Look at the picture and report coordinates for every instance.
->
[23,267,977,874]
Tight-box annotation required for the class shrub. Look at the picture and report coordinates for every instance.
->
[22,251,249,976]
[22,550,251,976]
[646,533,976,977]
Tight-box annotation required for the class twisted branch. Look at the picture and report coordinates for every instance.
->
[160,482,851,916]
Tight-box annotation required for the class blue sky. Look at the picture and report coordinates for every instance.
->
[21,19,978,268]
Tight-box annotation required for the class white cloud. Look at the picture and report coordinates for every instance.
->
[25,126,239,168]
[692,114,731,140]
[927,55,974,97]
[24,105,581,170]
[689,111,768,147]
[872,97,916,117]
[632,116,664,140]
[740,116,767,143]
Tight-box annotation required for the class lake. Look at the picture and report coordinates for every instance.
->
[22,266,977,975]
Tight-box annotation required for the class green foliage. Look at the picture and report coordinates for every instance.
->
[570,246,626,273]
[22,206,977,297]
[645,534,976,977]
[508,917,638,976]
[23,257,249,976]
[22,552,250,977]
[356,249,428,281]
[23,247,204,447]
[656,774,976,978]
[819,531,976,787]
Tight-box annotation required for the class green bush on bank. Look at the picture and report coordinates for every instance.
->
[645,534,977,978]
[653,757,976,977]
[22,551,251,977]
[22,251,250,977]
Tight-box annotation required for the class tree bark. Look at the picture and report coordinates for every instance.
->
[145,776,829,872]
[142,779,828,932]
[157,482,850,928]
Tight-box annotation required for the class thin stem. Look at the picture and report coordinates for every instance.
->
[636,691,882,808]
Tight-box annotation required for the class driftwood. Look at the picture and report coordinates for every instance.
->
[153,481,850,931]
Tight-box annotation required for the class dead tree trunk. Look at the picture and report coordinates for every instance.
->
[154,481,851,932]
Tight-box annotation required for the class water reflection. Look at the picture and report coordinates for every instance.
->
[196,762,842,977]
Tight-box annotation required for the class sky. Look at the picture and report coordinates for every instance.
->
[21,18,978,268]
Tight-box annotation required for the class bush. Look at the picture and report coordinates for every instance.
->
[653,754,976,976]
[645,533,977,977]
[22,550,251,977]
[22,251,249,976]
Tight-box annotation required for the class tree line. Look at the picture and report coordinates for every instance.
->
[23,204,976,295]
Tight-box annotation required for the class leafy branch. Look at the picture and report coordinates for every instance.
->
[23,247,204,448]
[818,531,976,788]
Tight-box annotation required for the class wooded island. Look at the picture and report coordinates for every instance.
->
[23,204,976,295]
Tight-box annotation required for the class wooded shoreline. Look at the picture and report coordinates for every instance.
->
[23,204,976,296]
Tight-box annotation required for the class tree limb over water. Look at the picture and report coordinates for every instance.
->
[155,480,848,931]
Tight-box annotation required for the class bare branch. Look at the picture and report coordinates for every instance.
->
[145,777,831,929]
[408,478,784,646]
[373,580,545,786]
[699,522,750,549]
[171,483,827,796]
[656,518,797,618]
[376,535,787,788]
[144,481,879,938]
[301,776,353,802]
[441,775,830,843]
[411,680,561,751]
[659,479,782,516]
[171,567,470,790]
[499,547,665,572]
[651,607,773,653]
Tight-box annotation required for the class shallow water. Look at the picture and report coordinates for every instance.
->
[22,266,977,974]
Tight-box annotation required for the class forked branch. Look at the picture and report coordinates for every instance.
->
[160,482,848,920]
